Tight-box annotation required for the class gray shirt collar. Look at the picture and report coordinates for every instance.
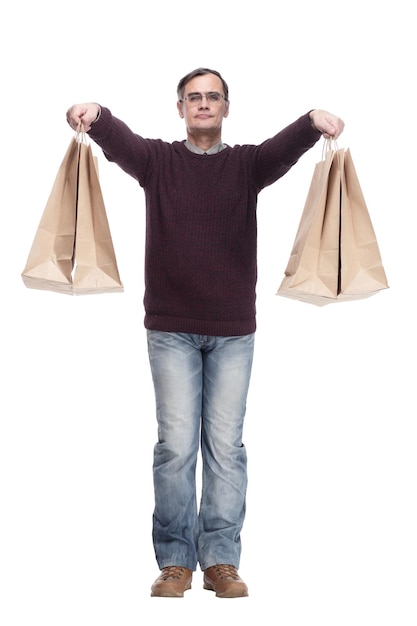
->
[185,139,226,155]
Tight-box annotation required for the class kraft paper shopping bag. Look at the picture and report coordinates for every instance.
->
[22,132,123,295]
[277,143,388,306]
[72,142,124,295]
[21,138,79,294]
[338,149,388,300]
[277,146,344,305]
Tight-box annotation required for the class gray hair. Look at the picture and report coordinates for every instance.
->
[177,67,229,101]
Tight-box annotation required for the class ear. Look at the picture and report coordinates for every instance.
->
[177,101,184,119]
[223,101,230,118]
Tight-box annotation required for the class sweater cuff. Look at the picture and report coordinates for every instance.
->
[87,106,111,140]
[93,104,102,123]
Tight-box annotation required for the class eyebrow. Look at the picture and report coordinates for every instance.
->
[186,91,220,96]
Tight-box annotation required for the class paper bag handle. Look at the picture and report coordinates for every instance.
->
[322,137,339,159]
[74,122,89,144]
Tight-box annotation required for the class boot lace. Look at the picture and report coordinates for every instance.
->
[213,564,240,580]
[160,566,187,580]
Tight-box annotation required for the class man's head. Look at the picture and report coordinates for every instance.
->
[176,67,229,102]
[176,68,230,143]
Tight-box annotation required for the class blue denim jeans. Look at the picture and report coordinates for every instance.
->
[146,331,255,571]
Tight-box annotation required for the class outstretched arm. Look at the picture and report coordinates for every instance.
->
[309,109,345,140]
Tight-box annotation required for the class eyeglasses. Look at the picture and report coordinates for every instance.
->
[179,92,227,104]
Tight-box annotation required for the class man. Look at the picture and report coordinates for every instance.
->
[66,67,344,598]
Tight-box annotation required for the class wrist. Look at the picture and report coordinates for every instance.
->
[309,109,316,129]
[93,105,102,123]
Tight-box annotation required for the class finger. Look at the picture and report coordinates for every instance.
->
[66,108,78,129]
[66,115,76,129]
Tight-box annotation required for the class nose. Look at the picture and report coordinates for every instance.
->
[198,95,210,108]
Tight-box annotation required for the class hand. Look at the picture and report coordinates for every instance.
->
[309,109,345,140]
[66,103,100,132]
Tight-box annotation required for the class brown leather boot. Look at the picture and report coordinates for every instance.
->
[151,566,193,597]
[203,564,248,598]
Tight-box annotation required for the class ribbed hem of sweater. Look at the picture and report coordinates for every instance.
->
[144,314,256,337]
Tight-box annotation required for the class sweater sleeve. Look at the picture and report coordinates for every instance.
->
[87,106,151,185]
[253,112,322,189]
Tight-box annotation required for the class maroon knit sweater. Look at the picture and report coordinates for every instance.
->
[88,108,321,336]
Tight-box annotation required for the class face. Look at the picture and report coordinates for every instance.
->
[177,73,229,136]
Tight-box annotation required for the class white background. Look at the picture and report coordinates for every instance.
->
[1,1,415,624]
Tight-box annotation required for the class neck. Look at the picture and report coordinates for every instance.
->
[186,129,222,152]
